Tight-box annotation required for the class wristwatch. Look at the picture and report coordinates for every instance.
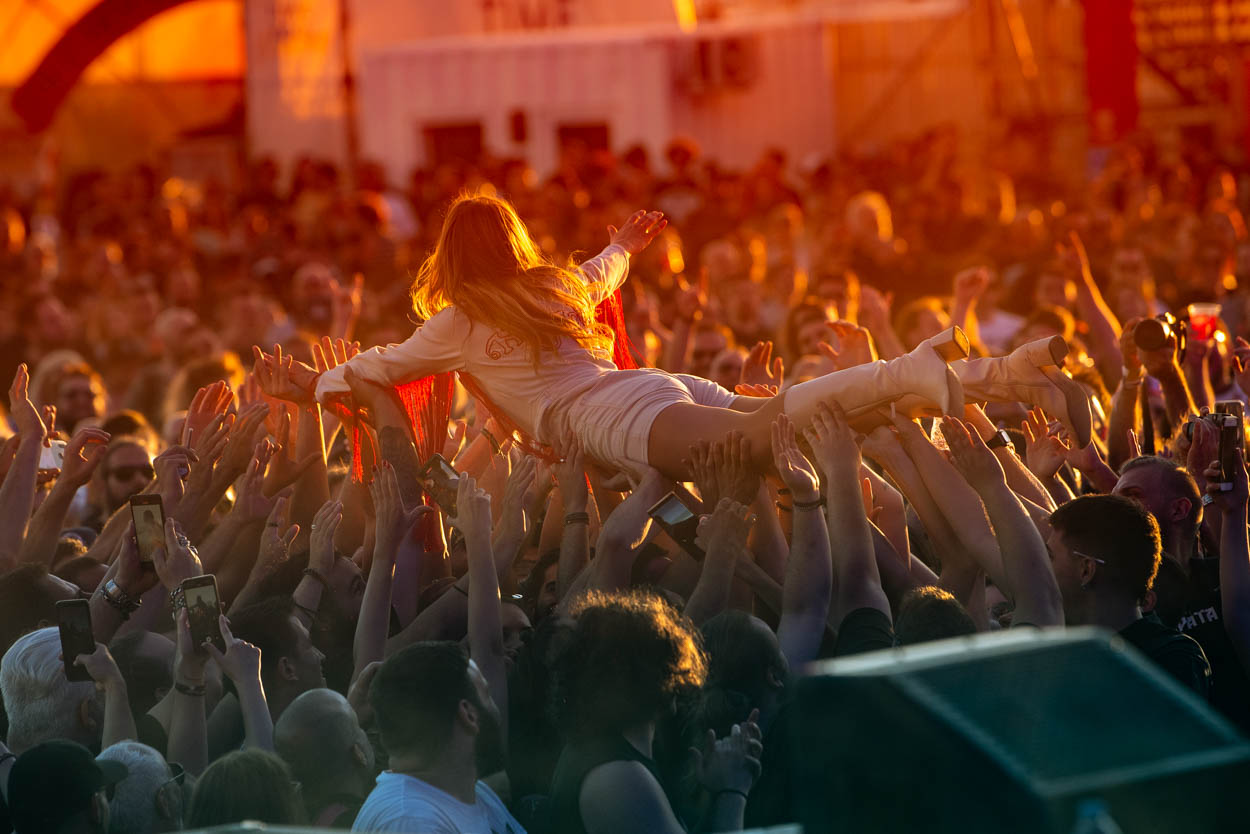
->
[99,579,141,617]
[986,429,1013,450]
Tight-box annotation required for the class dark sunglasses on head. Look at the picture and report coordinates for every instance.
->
[110,464,155,480]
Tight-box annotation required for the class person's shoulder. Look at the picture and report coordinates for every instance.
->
[353,780,459,834]
[474,780,526,829]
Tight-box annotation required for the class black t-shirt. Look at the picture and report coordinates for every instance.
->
[1173,557,1250,731]
[549,735,680,834]
[833,607,895,657]
[1119,614,1212,699]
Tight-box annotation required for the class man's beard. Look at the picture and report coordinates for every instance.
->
[474,701,506,776]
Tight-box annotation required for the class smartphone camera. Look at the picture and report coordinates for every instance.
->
[420,454,460,517]
[647,491,705,560]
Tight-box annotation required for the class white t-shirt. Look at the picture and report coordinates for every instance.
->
[315,244,631,445]
[351,771,525,834]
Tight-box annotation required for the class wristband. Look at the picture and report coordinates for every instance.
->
[1122,367,1145,387]
[793,496,827,511]
[100,580,141,617]
[1202,493,1216,506]
[775,502,793,512]
[714,789,749,802]
[302,568,330,590]
[0,753,15,766]
[564,511,590,527]
[174,681,206,697]
[169,587,186,611]
[986,429,1012,450]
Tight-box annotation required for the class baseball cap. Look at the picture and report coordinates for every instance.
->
[7,740,129,833]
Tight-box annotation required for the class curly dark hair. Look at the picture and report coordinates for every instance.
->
[551,590,707,740]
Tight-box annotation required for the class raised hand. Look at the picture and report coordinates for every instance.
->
[73,643,126,692]
[446,474,492,538]
[370,463,430,560]
[553,432,589,512]
[939,416,1006,492]
[802,401,861,479]
[113,522,160,600]
[311,336,361,373]
[685,441,719,510]
[252,344,318,404]
[153,443,197,508]
[690,708,764,796]
[151,517,204,593]
[58,428,111,489]
[741,341,784,390]
[770,414,819,502]
[1021,407,1066,479]
[695,497,754,556]
[262,407,320,497]
[715,431,760,506]
[820,321,877,370]
[953,266,990,308]
[309,498,344,576]
[232,443,278,523]
[203,615,262,684]
[608,210,667,255]
[8,364,45,439]
[255,493,298,581]
[182,382,233,446]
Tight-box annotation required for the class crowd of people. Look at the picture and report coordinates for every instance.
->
[0,123,1248,833]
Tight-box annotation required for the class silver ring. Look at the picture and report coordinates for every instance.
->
[187,545,199,557]
[310,524,317,531]
[176,536,190,547]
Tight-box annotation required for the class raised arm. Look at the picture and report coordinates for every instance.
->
[18,427,110,566]
[450,475,508,734]
[553,434,592,597]
[804,404,888,626]
[940,417,1063,627]
[1203,456,1250,672]
[0,365,46,571]
[684,498,754,626]
[205,617,273,751]
[1065,233,1123,386]
[75,644,137,748]
[770,413,834,666]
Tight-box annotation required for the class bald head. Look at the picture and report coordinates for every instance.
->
[274,688,371,794]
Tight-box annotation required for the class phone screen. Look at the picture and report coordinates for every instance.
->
[182,577,225,653]
[130,496,165,563]
[654,496,695,526]
[648,492,705,560]
[38,440,66,472]
[56,600,95,682]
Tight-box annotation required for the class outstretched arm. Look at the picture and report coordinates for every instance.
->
[452,475,508,734]
[941,417,1063,627]
[0,365,46,572]
[684,498,754,626]
[805,404,888,625]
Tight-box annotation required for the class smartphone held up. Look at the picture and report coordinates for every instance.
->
[181,574,226,653]
[130,495,165,563]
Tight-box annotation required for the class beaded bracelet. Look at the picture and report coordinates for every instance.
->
[175,681,206,697]
[564,511,591,527]
[794,496,827,511]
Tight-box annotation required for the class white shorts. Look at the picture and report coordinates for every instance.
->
[556,368,736,472]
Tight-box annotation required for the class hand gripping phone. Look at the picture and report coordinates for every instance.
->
[647,488,705,561]
[181,575,226,653]
[130,494,165,563]
[56,599,95,682]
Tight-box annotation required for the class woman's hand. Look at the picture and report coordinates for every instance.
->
[253,344,319,404]
[608,210,667,255]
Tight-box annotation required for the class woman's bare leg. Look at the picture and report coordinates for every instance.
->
[646,398,786,480]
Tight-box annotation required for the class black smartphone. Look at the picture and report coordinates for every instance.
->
[181,575,226,653]
[56,599,95,682]
[648,490,705,561]
[130,494,165,563]
[420,453,460,516]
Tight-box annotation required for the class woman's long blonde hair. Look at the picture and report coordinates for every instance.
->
[412,193,614,365]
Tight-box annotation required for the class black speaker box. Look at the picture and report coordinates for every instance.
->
[791,627,1250,833]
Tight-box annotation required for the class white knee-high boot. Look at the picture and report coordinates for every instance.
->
[953,336,1093,447]
[781,328,970,430]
